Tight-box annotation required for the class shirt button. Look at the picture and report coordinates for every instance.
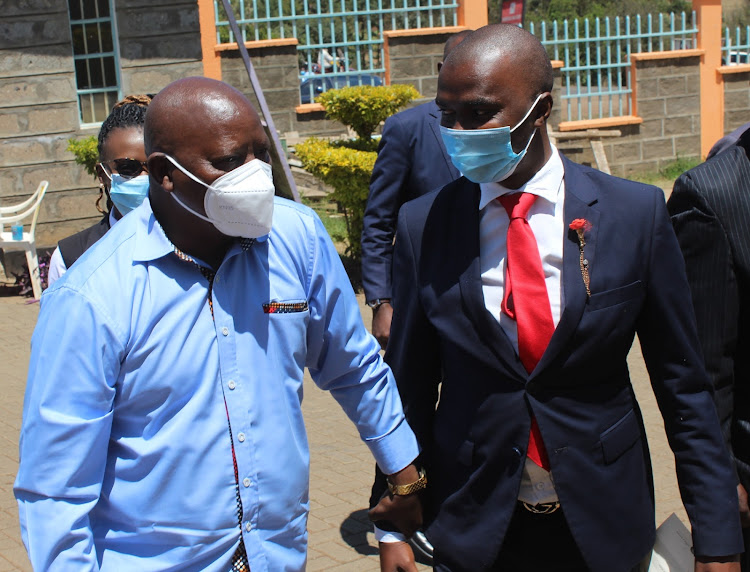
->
[245,522,252,532]
[228,380,236,390]
[536,482,545,490]
[243,477,251,487]
[222,327,229,336]
[237,433,246,442]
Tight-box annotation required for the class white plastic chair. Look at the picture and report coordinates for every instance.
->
[0,181,49,299]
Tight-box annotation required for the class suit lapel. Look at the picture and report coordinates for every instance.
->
[454,182,528,380]
[535,157,600,374]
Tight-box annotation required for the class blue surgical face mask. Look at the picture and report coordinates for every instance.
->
[108,174,150,216]
[440,93,545,184]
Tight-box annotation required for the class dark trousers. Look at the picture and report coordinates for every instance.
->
[491,502,589,572]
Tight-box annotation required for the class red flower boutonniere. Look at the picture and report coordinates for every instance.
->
[569,218,592,297]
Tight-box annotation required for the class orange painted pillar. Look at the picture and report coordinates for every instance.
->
[694,0,723,158]
[457,0,488,30]
[198,0,222,80]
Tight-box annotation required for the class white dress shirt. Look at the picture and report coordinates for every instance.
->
[479,145,566,505]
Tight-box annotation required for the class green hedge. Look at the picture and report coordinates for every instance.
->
[297,83,419,261]
[67,135,99,178]
[316,84,419,146]
[295,138,376,260]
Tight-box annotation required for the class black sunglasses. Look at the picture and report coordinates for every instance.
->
[100,158,148,179]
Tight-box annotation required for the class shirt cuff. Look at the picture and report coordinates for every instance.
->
[364,417,420,475]
[374,525,407,543]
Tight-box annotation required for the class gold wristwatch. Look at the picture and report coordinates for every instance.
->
[387,468,427,496]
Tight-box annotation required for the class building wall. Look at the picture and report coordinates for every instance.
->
[0,0,202,256]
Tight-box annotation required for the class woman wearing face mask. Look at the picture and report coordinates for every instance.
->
[48,94,152,287]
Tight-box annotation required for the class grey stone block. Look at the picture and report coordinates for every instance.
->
[665,94,699,117]
[636,78,659,98]
[726,110,750,131]
[2,134,82,168]
[639,118,664,138]
[120,35,202,62]
[0,75,76,106]
[1,15,71,50]
[663,114,695,136]
[120,63,203,95]
[27,104,80,135]
[724,90,750,111]
[390,56,433,79]
[673,134,700,157]
[658,75,687,97]
[0,45,75,78]
[637,97,666,119]
[610,141,642,162]
[116,4,199,39]
[0,0,63,17]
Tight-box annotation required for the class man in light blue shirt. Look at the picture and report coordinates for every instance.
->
[15,77,423,571]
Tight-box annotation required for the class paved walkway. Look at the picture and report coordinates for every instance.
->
[0,293,687,571]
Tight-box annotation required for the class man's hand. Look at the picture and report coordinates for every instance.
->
[369,463,423,537]
[379,541,418,572]
[738,483,750,528]
[372,302,393,350]
[695,554,740,572]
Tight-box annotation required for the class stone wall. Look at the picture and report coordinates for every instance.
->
[386,31,452,103]
[556,55,702,178]
[0,0,202,256]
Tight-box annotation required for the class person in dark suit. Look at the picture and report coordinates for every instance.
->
[361,31,470,348]
[669,130,750,571]
[369,24,742,572]
[707,121,750,159]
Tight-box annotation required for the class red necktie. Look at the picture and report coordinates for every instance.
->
[498,192,553,470]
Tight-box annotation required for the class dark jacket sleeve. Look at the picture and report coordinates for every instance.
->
[668,172,739,480]
[369,201,442,522]
[361,114,412,302]
[638,190,742,556]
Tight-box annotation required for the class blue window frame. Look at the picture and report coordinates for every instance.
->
[67,0,122,125]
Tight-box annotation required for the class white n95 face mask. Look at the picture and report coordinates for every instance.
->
[165,155,275,238]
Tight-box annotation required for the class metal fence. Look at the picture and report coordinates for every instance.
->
[724,25,750,66]
[527,11,698,123]
[214,0,457,104]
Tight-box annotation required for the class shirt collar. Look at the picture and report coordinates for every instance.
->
[132,198,178,263]
[131,198,263,264]
[478,145,564,210]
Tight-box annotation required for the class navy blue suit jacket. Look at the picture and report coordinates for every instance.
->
[383,157,743,571]
[361,100,460,301]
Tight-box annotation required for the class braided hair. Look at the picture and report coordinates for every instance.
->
[95,94,153,213]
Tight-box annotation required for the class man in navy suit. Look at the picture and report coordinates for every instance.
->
[361,31,470,348]
[370,24,742,572]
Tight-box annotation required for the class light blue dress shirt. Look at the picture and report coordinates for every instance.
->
[15,197,418,571]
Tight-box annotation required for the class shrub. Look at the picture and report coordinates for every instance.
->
[316,84,419,147]
[297,84,419,263]
[67,135,99,177]
[295,138,376,260]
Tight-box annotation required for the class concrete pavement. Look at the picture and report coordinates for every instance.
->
[0,293,687,571]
